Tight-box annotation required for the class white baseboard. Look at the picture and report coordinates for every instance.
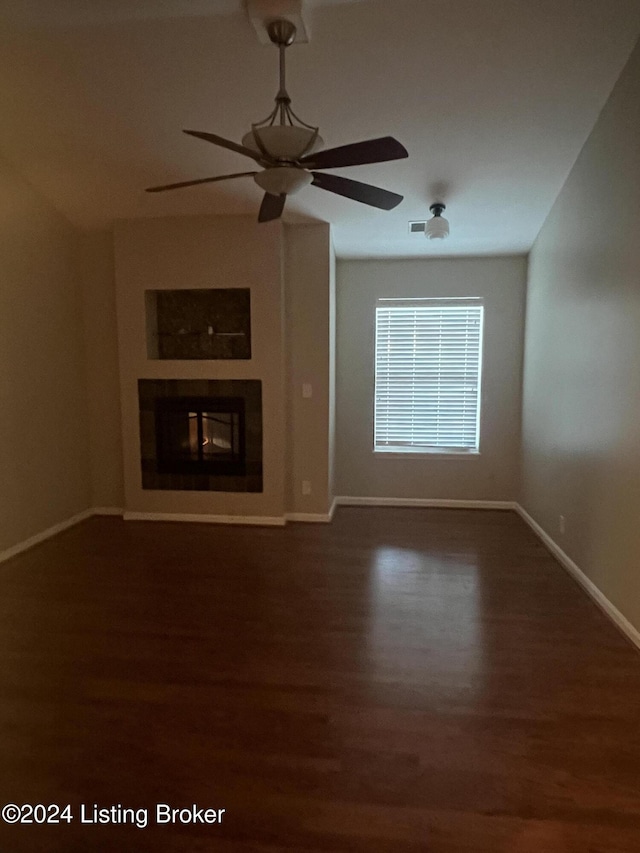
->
[0,508,95,565]
[335,496,517,510]
[284,497,338,524]
[122,511,286,527]
[515,504,640,653]
[285,512,333,523]
[0,504,287,565]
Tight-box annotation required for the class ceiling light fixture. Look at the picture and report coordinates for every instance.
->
[425,202,450,240]
[146,17,408,222]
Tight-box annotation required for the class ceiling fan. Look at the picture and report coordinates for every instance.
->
[146,18,409,223]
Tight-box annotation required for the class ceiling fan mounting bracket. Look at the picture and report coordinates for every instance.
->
[267,19,297,47]
[246,0,309,45]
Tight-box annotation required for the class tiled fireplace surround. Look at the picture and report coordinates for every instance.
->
[138,378,263,493]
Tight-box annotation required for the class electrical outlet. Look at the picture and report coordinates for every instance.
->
[302,480,311,495]
[559,515,566,535]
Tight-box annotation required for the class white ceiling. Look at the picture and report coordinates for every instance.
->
[0,0,639,257]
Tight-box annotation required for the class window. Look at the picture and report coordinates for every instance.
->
[374,298,484,454]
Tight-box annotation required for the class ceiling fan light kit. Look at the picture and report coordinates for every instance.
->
[241,126,324,162]
[253,165,313,195]
[146,18,408,222]
[426,202,450,239]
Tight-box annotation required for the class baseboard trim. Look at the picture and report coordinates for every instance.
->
[335,496,517,510]
[122,511,286,527]
[285,512,333,523]
[0,508,95,565]
[515,504,640,653]
[92,506,123,516]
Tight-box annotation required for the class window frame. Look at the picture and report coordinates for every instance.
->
[373,297,484,457]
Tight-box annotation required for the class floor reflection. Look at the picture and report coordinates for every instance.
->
[366,545,485,706]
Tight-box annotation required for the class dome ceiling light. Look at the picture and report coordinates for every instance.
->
[426,202,450,240]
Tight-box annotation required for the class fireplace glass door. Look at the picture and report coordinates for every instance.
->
[155,397,245,475]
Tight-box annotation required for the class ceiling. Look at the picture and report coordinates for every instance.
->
[0,0,639,258]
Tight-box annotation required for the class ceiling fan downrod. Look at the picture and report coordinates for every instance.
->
[242,17,320,163]
[267,19,296,125]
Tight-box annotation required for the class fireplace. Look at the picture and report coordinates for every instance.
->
[138,379,262,492]
[155,397,246,476]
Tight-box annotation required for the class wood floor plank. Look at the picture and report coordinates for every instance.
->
[0,507,639,851]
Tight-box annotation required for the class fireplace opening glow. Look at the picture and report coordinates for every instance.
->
[155,397,246,476]
[188,412,238,458]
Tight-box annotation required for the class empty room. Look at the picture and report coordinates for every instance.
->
[1,0,640,850]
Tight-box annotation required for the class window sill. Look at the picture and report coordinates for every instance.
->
[374,448,480,459]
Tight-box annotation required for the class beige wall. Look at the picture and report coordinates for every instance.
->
[328,234,336,503]
[0,158,91,551]
[284,223,334,517]
[521,40,640,629]
[113,214,287,521]
[336,257,527,500]
[77,230,123,509]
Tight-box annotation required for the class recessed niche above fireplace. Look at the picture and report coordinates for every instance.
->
[139,380,262,492]
[146,288,251,360]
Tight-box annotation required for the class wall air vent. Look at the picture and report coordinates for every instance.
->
[409,221,427,233]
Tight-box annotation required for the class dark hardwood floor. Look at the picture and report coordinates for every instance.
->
[1,507,639,851]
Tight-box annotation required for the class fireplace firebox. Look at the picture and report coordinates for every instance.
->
[155,397,245,476]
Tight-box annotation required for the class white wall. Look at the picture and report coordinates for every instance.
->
[284,223,334,517]
[521,39,640,631]
[78,230,123,509]
[336,257,527,501]
[328,234,336,503]
[114,214,287,521]
[0,157,91,551]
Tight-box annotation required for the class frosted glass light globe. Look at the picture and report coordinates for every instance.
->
[242,127,323,161]
[426,214,450,239]
[254,167,313,195]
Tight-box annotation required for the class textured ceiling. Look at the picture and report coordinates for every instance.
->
[0,0,639,257]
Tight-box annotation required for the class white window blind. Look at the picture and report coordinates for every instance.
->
[374,298,484,453]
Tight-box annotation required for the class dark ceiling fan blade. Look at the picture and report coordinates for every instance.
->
[300,136,408,170]
[146,171,258,193]
[183,129,266,164]
[258,192,286,223]
[310,172,403,210]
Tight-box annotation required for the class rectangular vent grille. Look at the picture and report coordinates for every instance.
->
[409,221,427,233]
